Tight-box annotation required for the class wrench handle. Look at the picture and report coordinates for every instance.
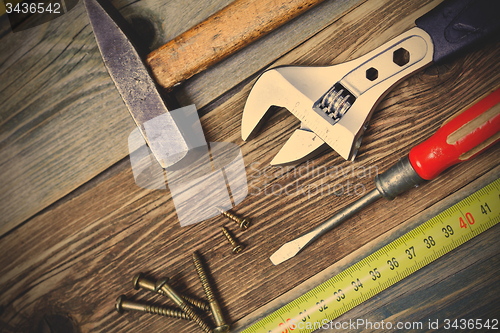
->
[146,0,326,90]
[409,87,500,180]
[416,0,500,64]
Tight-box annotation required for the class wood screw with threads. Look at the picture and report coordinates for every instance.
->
[155,277,213,333]
[115,295,190,320]
[221,226,244,254]
[133,272,210,312]
[193,252,230,333]
[216,207,250,230]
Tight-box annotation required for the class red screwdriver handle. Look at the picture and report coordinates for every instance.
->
[409,88,500,180]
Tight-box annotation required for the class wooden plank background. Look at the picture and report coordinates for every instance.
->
[1,0,499,332]
[0,0,364,236]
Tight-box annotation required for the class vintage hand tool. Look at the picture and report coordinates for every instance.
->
[83,0,326,168]
[242,0,500,165]
[270,87,500,265]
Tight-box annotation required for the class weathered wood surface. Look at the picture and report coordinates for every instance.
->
[0,0,364,236]
[1,0,500,332]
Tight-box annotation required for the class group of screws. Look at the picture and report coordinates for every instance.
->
[115,208,251,331]
[216,207,249,254]
[115,252,230,333]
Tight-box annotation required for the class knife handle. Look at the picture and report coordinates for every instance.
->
[409,87,500,180]
[415,0,500,64]
[146,0,326,90]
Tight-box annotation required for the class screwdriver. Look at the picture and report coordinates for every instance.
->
[270,87,500,265]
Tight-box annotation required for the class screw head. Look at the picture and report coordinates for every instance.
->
[232,244,244,254]
[214,324,230,333]
[239,219,250,230]
[155,277,170,292]
[115,295,126,314]
[132,272,144,290]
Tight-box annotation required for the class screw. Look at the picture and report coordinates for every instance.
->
[155,277,213,333]
[133,273,210,312]
[192,252,230,333]
[216,207,250,230]
[221,226,244,254]
[115,295,190,320]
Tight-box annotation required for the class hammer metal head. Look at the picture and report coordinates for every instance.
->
[84,0,189,168]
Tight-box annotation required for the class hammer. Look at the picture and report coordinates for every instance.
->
[84,0,326,168]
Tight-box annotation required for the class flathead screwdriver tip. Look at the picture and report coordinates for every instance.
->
[270,234,315,265]
[270,246,296,265]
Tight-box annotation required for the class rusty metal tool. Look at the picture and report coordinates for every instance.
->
[242,0,500,165]
[270,87,500,265]
[83,0,326,168]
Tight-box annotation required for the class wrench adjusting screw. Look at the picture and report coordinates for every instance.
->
[192,251,230,333]
[216,207,250,230]
[133,273,210,312]
[221,226,244,254]
[115,295,190,320]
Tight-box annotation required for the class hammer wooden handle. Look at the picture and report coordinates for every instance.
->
[146,0,326,90]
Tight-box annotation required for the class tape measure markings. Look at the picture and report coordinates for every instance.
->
[242,179,500,333]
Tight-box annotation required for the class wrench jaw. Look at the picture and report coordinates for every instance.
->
[242,66,325,141]
[270,128,327,166]
[242,69,288,141]
[315,70,414,161]
[242,65,350,164]
[325,84,396,161]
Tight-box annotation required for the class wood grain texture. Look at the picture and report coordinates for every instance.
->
[0,4,134,236]
[1,0,500,332]
[146,0,327,90]
[0,0,364,236]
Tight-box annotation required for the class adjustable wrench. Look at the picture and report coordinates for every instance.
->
[242,0,500,165]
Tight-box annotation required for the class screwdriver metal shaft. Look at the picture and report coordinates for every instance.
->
[270,189,381,265]
[270,156,423,265]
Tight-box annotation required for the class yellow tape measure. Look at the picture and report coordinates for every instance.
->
[243,178,500,333]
